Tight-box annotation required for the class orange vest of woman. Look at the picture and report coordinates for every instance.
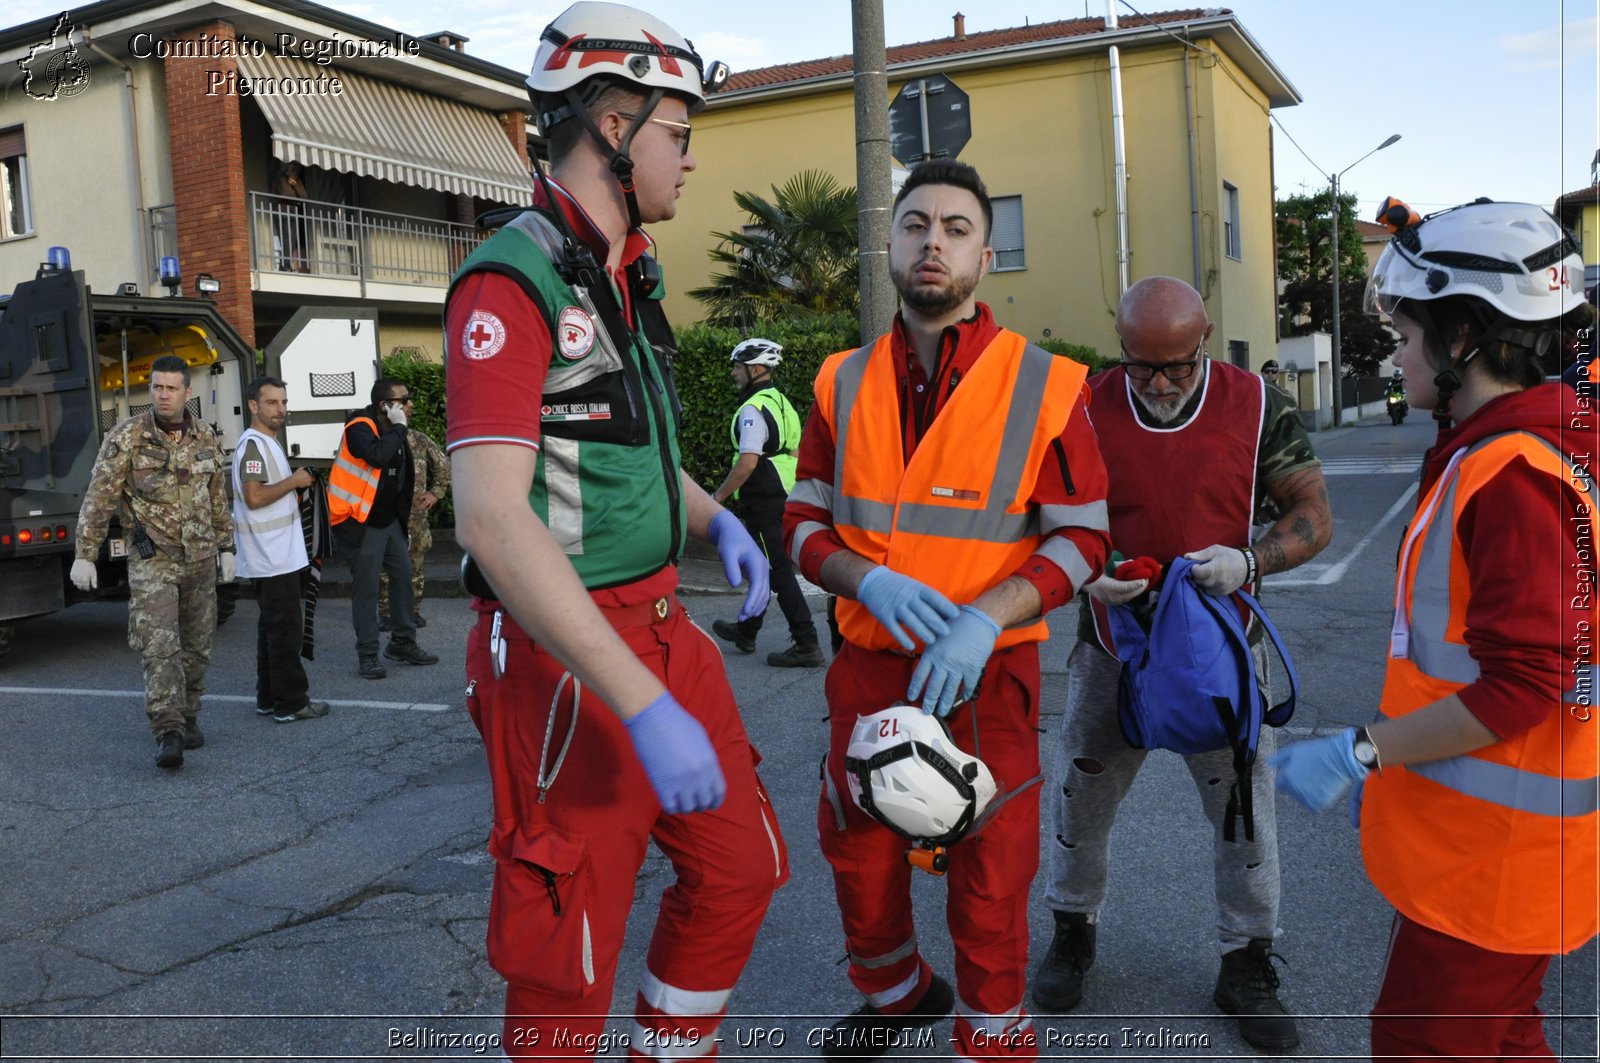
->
[327,416,381,526]
[813,330,1087,653]
[1362,431,1599,955]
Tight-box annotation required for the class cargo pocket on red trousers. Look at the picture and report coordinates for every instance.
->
[487,824,597,997]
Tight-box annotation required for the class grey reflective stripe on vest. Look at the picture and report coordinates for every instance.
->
[1406,755,1600,818]
[327,448,379,512]
[544,436,585,554]
[1404,432,1596,685]
[237,511,300,535]
[508,212,626,395]
[831,341,1055,543]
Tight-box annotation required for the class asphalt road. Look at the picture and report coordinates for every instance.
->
[1,412,1594,1062]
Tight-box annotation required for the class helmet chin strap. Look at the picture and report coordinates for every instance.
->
[568,86,664,232]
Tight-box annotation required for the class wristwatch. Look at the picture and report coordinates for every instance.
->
[1352,726,1380,772]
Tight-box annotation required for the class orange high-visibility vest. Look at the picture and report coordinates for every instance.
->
[810,330,1088,653]
[1362,430,1599,955]
[327,416,381,526]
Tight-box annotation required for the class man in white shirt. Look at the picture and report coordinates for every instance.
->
[232,377,329,723]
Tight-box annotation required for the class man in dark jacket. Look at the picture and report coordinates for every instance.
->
[329,377,437,678]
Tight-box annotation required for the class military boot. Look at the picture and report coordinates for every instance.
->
[767,641,825,668]
[183,717,205,749]
[384,639,438,666]
[155,730,184,770]
[1214,939,1300,1051]
[1031,911,1095,1012]
[821,973,953,1060]
[359,655,388,680]
[711,619,757,654]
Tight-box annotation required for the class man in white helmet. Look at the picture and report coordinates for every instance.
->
[1273,197,1597,1061]
[711,338,824,667]
[785,159,1112,1061]
[443,4,786,1056]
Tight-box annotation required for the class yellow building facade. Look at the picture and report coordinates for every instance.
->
[654,13,1298,370]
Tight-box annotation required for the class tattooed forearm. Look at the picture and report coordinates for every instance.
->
[1255,476,1332,574]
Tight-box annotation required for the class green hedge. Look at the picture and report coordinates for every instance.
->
[1036,337,1114,375]
[673,312,861,488]
[380,351,452,528]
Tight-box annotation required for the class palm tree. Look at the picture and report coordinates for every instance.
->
[689,170,859,328]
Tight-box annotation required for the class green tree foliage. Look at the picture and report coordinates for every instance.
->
[380,350,451,527]
[688,170,860,328]
[1276,190,1396,377]
[673,312,861,488]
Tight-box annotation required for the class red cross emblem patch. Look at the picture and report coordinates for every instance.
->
[461,310,506,361]
[557,306,596,360]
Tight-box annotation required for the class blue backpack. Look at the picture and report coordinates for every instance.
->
[1107,556,1297,842]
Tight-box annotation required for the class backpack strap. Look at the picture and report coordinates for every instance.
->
[1230,586,1298,727]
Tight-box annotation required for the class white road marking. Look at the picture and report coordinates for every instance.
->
[1265,481,1420,588]
[1319,456,1422,476]
[0,687,450,712]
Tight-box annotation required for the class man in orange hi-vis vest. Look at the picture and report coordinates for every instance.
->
[328,377,438,679]
[1274,197,1599,1060]
[783,159,1111,1062]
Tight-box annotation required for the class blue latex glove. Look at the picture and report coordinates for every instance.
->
[708,510,770,622]
[855,565,960,652]
[1349,778,1365,829]
[624,692,727,815]
[908,605,1002,718]
[1267,728,1369,813]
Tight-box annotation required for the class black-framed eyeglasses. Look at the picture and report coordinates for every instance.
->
[1119,340,1205,381]
[617,112,692,156]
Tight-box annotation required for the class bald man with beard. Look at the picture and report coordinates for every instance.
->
[1032,276,1331,1052]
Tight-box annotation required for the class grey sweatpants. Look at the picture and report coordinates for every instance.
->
[1042,639,1281,953]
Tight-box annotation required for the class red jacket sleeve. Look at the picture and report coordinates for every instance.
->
[444,271,551,453]
[783,401,848,584]
[1454,456,1580,738]
[1011,388,1112,612]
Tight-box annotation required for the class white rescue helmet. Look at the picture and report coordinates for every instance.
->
[844,705,997,846]
[528,2,712,125]
[1365,198,1585,324]
[731,338,783,367]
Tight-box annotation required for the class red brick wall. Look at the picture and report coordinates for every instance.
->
[162,21,254,346]
[500,110,531,171]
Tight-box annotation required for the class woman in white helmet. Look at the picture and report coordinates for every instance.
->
[1271,197,1597,1060]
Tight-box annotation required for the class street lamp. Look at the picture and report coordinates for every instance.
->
[1329,133,1401,426]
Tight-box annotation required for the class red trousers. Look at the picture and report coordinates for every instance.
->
[465,569,788,1060]
[1371,912,1554,1061]
[818,641,1043,1061]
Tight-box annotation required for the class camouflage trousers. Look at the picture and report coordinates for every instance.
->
[378,520,430,620]
[127,554,217,735]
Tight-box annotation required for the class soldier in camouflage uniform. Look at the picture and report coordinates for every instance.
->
[378,420,449,629]
[72,356,236,770]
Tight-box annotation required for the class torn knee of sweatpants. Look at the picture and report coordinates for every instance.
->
[1072,757,1104,775]
[1055,833,1076,850]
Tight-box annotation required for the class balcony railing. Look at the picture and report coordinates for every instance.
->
[246,192,482,288]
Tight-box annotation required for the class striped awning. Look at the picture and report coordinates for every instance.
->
[237,51,532,205]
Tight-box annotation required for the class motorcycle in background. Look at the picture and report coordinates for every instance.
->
[1386,390,1408,425]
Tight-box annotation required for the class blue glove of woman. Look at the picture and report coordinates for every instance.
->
[855,565,960,652]
[624,692,726,815]
[708,510,770,621]
[1267,728,1368,813]
[907,605,1002,717]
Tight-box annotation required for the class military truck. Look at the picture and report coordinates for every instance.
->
[0,250,378,661]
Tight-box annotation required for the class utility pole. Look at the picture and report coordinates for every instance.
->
[852,0,895,340]
[1328,133,1400,426]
